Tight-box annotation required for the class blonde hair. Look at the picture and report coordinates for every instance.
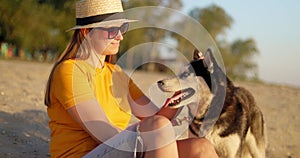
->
[44,29,114,106]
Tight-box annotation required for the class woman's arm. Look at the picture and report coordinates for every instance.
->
[115,66,181,120]
[67,99,122,143]
[128,93,182,120]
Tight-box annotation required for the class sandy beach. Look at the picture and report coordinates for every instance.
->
[0,60,299,158]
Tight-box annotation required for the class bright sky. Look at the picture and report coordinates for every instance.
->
[181,0,300,87]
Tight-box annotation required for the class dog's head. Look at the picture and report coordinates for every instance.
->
[157,49,214,117]
[158,48,227,136]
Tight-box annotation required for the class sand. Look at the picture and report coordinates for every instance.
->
[0,60,299,158]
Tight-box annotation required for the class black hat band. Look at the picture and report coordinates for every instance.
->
[76,12,125,26]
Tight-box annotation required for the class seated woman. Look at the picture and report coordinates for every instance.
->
[44,0,218,157]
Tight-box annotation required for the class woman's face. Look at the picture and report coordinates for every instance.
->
[89,23,126,55]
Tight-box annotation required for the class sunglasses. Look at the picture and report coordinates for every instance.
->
[95,23,129,39]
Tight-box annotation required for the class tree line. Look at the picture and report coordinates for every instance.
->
[0,0,259,80]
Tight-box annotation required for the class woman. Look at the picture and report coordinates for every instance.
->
[45,0,218,157]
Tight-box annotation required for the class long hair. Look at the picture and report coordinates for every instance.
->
[44,29,114,106]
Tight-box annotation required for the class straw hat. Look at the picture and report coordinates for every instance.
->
[67,0,136,31]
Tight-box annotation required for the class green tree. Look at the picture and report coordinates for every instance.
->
[185,4,259,80]
[0,0,21,43]
[123,0,182,10]
[229,38,259,79]
[189,4,233,40]
[120,0,183,70]
[0,0,75,60]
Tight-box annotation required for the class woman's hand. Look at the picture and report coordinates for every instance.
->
[156,92,185,120]
[128,91,185,120]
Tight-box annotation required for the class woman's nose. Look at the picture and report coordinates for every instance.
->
[115,30,123,40]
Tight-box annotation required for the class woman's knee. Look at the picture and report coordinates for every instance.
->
[139,115,171,132]
[178,138,218,158]
[190,138,218,158]
[138,115,177,151]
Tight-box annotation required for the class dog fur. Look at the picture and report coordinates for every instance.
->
[157,48,266,158]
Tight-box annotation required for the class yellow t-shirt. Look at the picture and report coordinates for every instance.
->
[47,59,143,158]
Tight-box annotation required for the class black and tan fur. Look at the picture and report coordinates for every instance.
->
[158,48,266,158]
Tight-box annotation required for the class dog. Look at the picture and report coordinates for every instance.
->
[157,48,266,158]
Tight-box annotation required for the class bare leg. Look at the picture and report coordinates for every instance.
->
[139,115,179,158]
[138,115,218,158]
[177,138,219,158]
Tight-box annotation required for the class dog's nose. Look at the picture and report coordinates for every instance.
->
[157,80,164,86]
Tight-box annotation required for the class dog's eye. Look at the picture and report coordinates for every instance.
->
[180,72,190,79]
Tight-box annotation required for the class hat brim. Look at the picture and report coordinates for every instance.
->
[66,19,137,32]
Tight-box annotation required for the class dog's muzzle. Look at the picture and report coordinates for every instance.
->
[167,87,196,108]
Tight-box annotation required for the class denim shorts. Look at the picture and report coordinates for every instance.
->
[83,123,144,158]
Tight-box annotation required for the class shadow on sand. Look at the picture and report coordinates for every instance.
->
[0,109,50,158]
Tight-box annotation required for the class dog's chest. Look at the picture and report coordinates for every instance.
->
[205,128,241,158]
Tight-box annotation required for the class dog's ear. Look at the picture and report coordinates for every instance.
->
[193,49,204,60]
[203,48,214,73]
